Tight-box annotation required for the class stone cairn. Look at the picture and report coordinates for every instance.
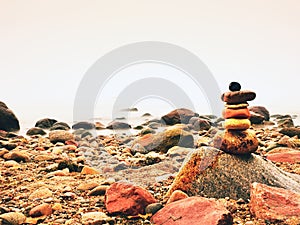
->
[213,82,259,154]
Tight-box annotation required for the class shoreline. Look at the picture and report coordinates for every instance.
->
[1,108,300,224]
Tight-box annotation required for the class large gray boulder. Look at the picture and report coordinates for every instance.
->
[166,147,300,200]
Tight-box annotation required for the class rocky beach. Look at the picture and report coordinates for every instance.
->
[1,98,300,225]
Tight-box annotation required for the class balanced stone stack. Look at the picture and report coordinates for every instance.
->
[213,82,259,154]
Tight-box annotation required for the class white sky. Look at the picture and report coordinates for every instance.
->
[1,0,300,124]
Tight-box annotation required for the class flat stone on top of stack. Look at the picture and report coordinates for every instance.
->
[213,82,258,154]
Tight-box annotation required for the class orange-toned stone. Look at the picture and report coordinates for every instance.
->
[29,203,53,217]
[52,203,62,211]
[167,190,189,204]
[222,108,250,119]
[213,129,258,154]
[81,166,100,175]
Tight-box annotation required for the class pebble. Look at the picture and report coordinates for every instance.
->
[52,203,63,211]
[88,185,109,196]
[77,182,99,191]
[29,187,53,200]
[81,212,113,225]
[49,130,74,144]
[4,160,20,167]
[167,190,189,204]
[3,150,30,162]
[29,203,53,217]
[81,165,100,175]
[145,203,163,215]
[0,212,26,225]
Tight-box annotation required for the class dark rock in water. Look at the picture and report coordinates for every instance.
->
[166,147,300,200]
[189,117,211,131]
[72,121,95,130]
[279,127,300,138]
[50,122,70,131]
[277,116,294,128]
[249,106,270,121]
[162,108,198,125]
[142,113,152,117]
[121,107,138,112]
[115,117,125,120]
[249,111,264,124]
[106,121,131,129]
[139,127,155,136]
[35,118,57,129]
[275,114,293,120]
[133,125,143,130]
[143,118,165,126]
[229,81,241,91]
[26,127,46,136]
[0,101,20,132]
[133,126,194,153]
[148,122,163,129]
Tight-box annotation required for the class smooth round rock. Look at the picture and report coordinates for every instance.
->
[213,129,258,154]
[221,91,256,104]
[223,108,250,119]
[145,203,163,215]
[224,118,251,130]
[72,121,95,130]
[26,127,46,136]
[0,212,26,225]
[229,82,241,91]
[49,130,74,143]
[0,102,20,132]
[35,118,57,129]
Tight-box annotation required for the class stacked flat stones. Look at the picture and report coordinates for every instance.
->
[213,82,259,154]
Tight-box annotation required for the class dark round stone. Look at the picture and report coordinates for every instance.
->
[229,82,241,91]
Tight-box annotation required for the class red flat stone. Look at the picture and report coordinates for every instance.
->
[266,148,300,163]
[250,182,300,221]
[151,196,233,225]
[222,107,250,119]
